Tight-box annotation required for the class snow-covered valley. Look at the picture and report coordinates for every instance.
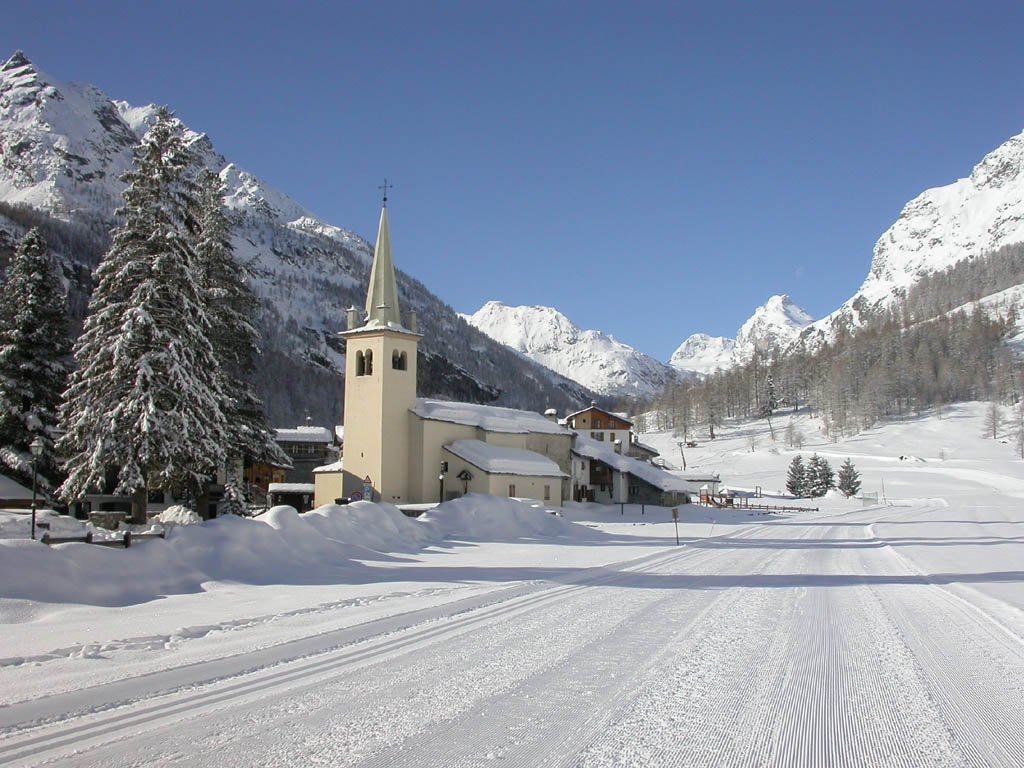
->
[1,403,1022,766]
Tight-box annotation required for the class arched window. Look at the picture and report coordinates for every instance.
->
[364,349,373,376]
[392,350,407,370]
[356,351,366,377]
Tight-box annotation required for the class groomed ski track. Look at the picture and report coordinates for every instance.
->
[1,504,1022,767]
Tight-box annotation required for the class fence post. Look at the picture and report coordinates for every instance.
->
[86,531,93,544]
[123,530,132,548]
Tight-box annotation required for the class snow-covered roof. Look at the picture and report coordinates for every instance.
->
[334,425,344,442]
[268,483,315,493]
[563,405,633,425]
[312,460,344,474]
[0,474,33,501]
[630,440,659,454]
[274,426,333,444]
[444,440,567,478]
[414,399,572,436]
[573,435,689,493]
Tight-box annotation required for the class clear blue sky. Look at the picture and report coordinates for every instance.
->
[6,1,1024,360]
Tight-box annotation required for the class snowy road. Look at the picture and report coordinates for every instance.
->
[2,504,1023,767]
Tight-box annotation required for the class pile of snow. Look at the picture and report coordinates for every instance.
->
[419,494,598,542]
[156,505,201,526]
[0,496,602,606]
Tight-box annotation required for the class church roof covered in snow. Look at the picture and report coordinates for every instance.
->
[573,435,690,492]
[274,426,334,444]
[414,399,572,436]
[444,440,567,477]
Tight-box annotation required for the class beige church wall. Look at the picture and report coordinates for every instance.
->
[521,432,574,475]
[436,451,491,500]
[409,418,478,503]
[483,472,564,507]
[479,432,528,453]
[313,471,344,508]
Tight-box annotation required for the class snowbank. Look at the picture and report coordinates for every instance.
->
[420,494,599,541]
[0,496,603,607]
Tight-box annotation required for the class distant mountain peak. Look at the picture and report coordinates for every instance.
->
[670,295,813,376]
[463,301,676,399]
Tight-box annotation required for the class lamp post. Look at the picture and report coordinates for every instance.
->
[29,436,44,540]
[438,461,448,504]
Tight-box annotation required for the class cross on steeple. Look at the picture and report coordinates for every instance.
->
[379,178,392,207]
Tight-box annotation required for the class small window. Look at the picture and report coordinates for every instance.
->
[364,349,373,375]
[544,484,551,501]
[392,350,407,370]
[356,351,366,377]
[508,484,516,497]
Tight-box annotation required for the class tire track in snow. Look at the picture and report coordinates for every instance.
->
[571,521,969,767]
[868,540,1024,767]
[0,543,735,767]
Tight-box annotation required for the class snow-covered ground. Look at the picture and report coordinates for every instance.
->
[1,402,1022,766]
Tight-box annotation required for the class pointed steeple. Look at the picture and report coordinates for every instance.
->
[364,204,402,326]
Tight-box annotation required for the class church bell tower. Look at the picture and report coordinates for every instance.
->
[340,190,421,503]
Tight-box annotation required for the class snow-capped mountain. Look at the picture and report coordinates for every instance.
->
[805,128,1024,344]
[462,301,677,400]
[0,52,595,425]
[668,334,735,376]
[734,294,814,360]
[669,295,813,376]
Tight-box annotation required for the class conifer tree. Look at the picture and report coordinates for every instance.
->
[785,454,806,497]
[58,109,227,523]
[192,170,285,482]
[807,454,835,497]
[836,457,861,497]
[0,228,71,485]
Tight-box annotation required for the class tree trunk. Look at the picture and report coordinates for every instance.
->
[130,487,148,525]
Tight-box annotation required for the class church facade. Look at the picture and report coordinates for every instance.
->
[332,201,573,508]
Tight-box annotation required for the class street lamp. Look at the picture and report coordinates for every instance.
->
[29,436,44,540]
[438,461,448,504]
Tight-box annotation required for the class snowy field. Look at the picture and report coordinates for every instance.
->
[1,402,1022,766]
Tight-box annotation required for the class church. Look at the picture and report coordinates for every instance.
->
[313,197,700,510]
[317,198,575,508]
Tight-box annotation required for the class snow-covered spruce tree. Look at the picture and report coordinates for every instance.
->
[785,454,806,498]
[192,170,285,484]
[58,109,227,524]
[806,454,835,498]
[836,457,861,498]
[0,228,71,486]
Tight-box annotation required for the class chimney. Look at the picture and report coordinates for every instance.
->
[614,438,622,454]
[544,408,558,422]
[408,310,418,333]
[305,415,313,427]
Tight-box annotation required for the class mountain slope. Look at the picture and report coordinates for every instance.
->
[0,52,595,425]
[462,301,677,400]
[805,128,1024,344]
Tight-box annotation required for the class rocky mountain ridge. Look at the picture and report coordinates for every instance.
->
[803,127,1024,346]
[461,301,677,400]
